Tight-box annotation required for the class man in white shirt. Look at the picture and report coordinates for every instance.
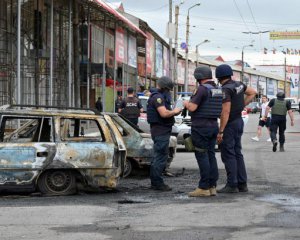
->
[252,95,271,142]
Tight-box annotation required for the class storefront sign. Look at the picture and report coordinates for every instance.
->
[115,27,126,63]
[128,35,137,68]
[163,45,169,76]
[155,40,163,78]
[146,32,154,75]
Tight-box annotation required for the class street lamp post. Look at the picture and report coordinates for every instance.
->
[241,44,253,83]
[184,3,200,94]
[196,39,210,67]
[174,2,184,101]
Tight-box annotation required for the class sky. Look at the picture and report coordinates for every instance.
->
[115,0,300,67]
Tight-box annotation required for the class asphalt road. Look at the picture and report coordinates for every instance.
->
[1,113,300,240]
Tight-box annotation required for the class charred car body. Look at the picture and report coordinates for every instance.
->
[106,113,177,177]
[0,105,126,195]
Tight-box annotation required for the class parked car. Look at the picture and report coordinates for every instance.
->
[107,113,177,177]
[285,98,299,111]
[0,105,126,195]
[174,109,249,151]
[245,102,260,113]
[138,95,150,133]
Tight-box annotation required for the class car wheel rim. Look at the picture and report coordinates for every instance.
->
[123,160,132,177]
[46,171,72,193]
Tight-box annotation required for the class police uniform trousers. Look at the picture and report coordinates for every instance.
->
[220,117,247,187]
[150,134,170,186]
[270,115,286,144]
[191,127,219,189]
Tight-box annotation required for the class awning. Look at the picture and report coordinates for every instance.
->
[94,0,147,38]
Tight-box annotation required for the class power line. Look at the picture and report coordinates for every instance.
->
[125,3,169,13]
[246,0,259,31]
[232,0,251,32]
[245,0,262,51]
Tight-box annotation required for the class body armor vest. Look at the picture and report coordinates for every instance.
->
[271,99,287,116]
[223,81,245,121]
[147,92,175,126]
[121,97,140,119]
[190,83,223,119]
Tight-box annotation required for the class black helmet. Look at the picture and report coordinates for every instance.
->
[276,91,285,99]
[194,66,212,81]
[157,76,174,90]
[215,64,233,79]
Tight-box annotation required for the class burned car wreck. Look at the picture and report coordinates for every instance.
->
[106,113,177,177]
[0,105,126,195]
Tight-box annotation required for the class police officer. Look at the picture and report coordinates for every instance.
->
[147,76,181,191]
[216,64,256,193]
[119,87,143,125]
[264,92,294,152]
[184,66,222,197]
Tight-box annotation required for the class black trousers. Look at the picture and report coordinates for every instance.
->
[270,115,286,144]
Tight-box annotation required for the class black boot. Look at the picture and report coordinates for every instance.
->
[272,140,278,152]
[238,183,248,192]
[217,185,239,193]
[280,144,285,152]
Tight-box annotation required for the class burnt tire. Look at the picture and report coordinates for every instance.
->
[123,159,133,178]
[38,170,76,195]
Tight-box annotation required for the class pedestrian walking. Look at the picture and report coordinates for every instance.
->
[184,66,222,197]
[115,95,122,113]
[147,76,181,191]
[118,87,143,126]
[251,95,271,142]
[95,97,103,112]
[216,64,256,193]
[264,92,294,152]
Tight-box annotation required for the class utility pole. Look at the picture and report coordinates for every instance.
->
[184,13,190,94]
[169,0,173,80]
[174,5,179,100]
[241,44,253,83]
[241,50,244,82]
[195,40,209,68]
[284,56,287,94]
[298,60,300,100]
[184,4,200,94]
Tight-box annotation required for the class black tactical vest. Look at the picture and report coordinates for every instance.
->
[147,92,175,126]
[223,81,245,122]
[190,83,223,119]
[121,97,140,119]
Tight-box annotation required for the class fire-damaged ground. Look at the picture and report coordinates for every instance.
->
[0,115,300,240]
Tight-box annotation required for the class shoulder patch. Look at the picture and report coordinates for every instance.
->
[157,98,162,104]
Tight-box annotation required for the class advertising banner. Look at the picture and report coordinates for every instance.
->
[286,66,299,97]
[163,45,169,76]
[258,76,267,95]
[155,40,163,78]
[188,62,196,86]
[146,32,154,74]
[128,35,137,68]
[250,75,258,91]
[177,60,185,85]
[232,71,241,81]
[243,73,250,86]
[267,79,275,97]
[115,27,126,63]
[270,31,300,40]
[277,81,285,91]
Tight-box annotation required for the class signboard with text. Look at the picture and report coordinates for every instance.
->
[270,31,300,40]
[115,27,126,63]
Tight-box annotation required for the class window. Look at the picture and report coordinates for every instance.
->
[0,116,53,143]
[111,118,128,136]
[60,118,104,142]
